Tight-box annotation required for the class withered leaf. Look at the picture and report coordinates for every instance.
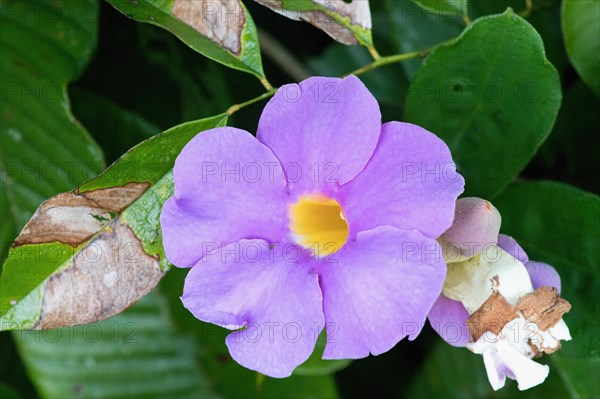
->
[15,183,147,247]
[1,115,228,331]
[173,0,246,55]
[2,184,163,330]
[105,0,265,78]
[254,0,373,46]
[34,220,163,329]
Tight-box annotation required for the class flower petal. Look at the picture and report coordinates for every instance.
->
[497,235,560,292]
[439,197,501,263]
[525,261,562,293]
[160,127,289,267]
[315,226,446,359]
[182,240,324,378]
[339,122,464,239]
[257,75,381,194]
[428,294,471,347]
[497,234,529,263]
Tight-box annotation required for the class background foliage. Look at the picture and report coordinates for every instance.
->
[1,0,599,398]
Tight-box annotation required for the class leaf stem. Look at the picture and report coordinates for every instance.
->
[347,40,451,77]
[367,46,382,60]
[226,89,277,116]
[227,40,454,116]
[520,0,534,18]
[258,76,273,91]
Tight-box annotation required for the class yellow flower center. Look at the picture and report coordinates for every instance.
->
[289,195,349,256]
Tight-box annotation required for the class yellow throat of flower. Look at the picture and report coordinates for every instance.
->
[289,195,349,256]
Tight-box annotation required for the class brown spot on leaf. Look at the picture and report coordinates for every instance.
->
[33,220,163,329]
[14,183,148,247]
[517,286,571,331]
[254,0,371,45]
[173,0,245,55]
[467,292,518,341]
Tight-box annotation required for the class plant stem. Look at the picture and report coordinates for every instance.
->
[227,40,454,116]
[226,89,277,116]
[367,46,382,60]
[347,40,450,77]
[258,76,273,91]
[520,0,534,18]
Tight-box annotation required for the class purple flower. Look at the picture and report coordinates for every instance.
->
[160,76,464,377]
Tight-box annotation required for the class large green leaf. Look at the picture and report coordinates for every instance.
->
[0,115,227,331]
[0,0,104,262]
[255,0,373,47]
[562,0,600,97]
[15,291,213,398]
[105,0,266,81]
[404,10,562,197]
[551,269,600,399]
[384,0,464,79]
[407,341,572,398]
[411,0,468,16]
[494,181,600,398]
[493,181,599,275]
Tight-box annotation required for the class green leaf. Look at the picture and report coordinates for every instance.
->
[493,181,600,398]
[551,269,600,399]
[407,341,573,398]
[0,0,104,262]
[562,0,600,97]
[0,115,227,331]
[493,181,599,275]
[404,10,562,198]
[383,0,464,78]
[294,332,351,376]
[160,268,340,398]
[0,383,19,399]
[411,0,468,16]
[105,0,266,80]
[14,291,213,398]
[255,0,373,47]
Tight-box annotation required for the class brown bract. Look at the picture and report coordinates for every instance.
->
[173,0,246,55]
[467,291,518,341]
[466,286,571,345]
[517,286,572,331]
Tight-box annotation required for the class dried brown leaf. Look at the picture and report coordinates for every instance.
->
[254,0,371,45]
[173,0,246,55]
